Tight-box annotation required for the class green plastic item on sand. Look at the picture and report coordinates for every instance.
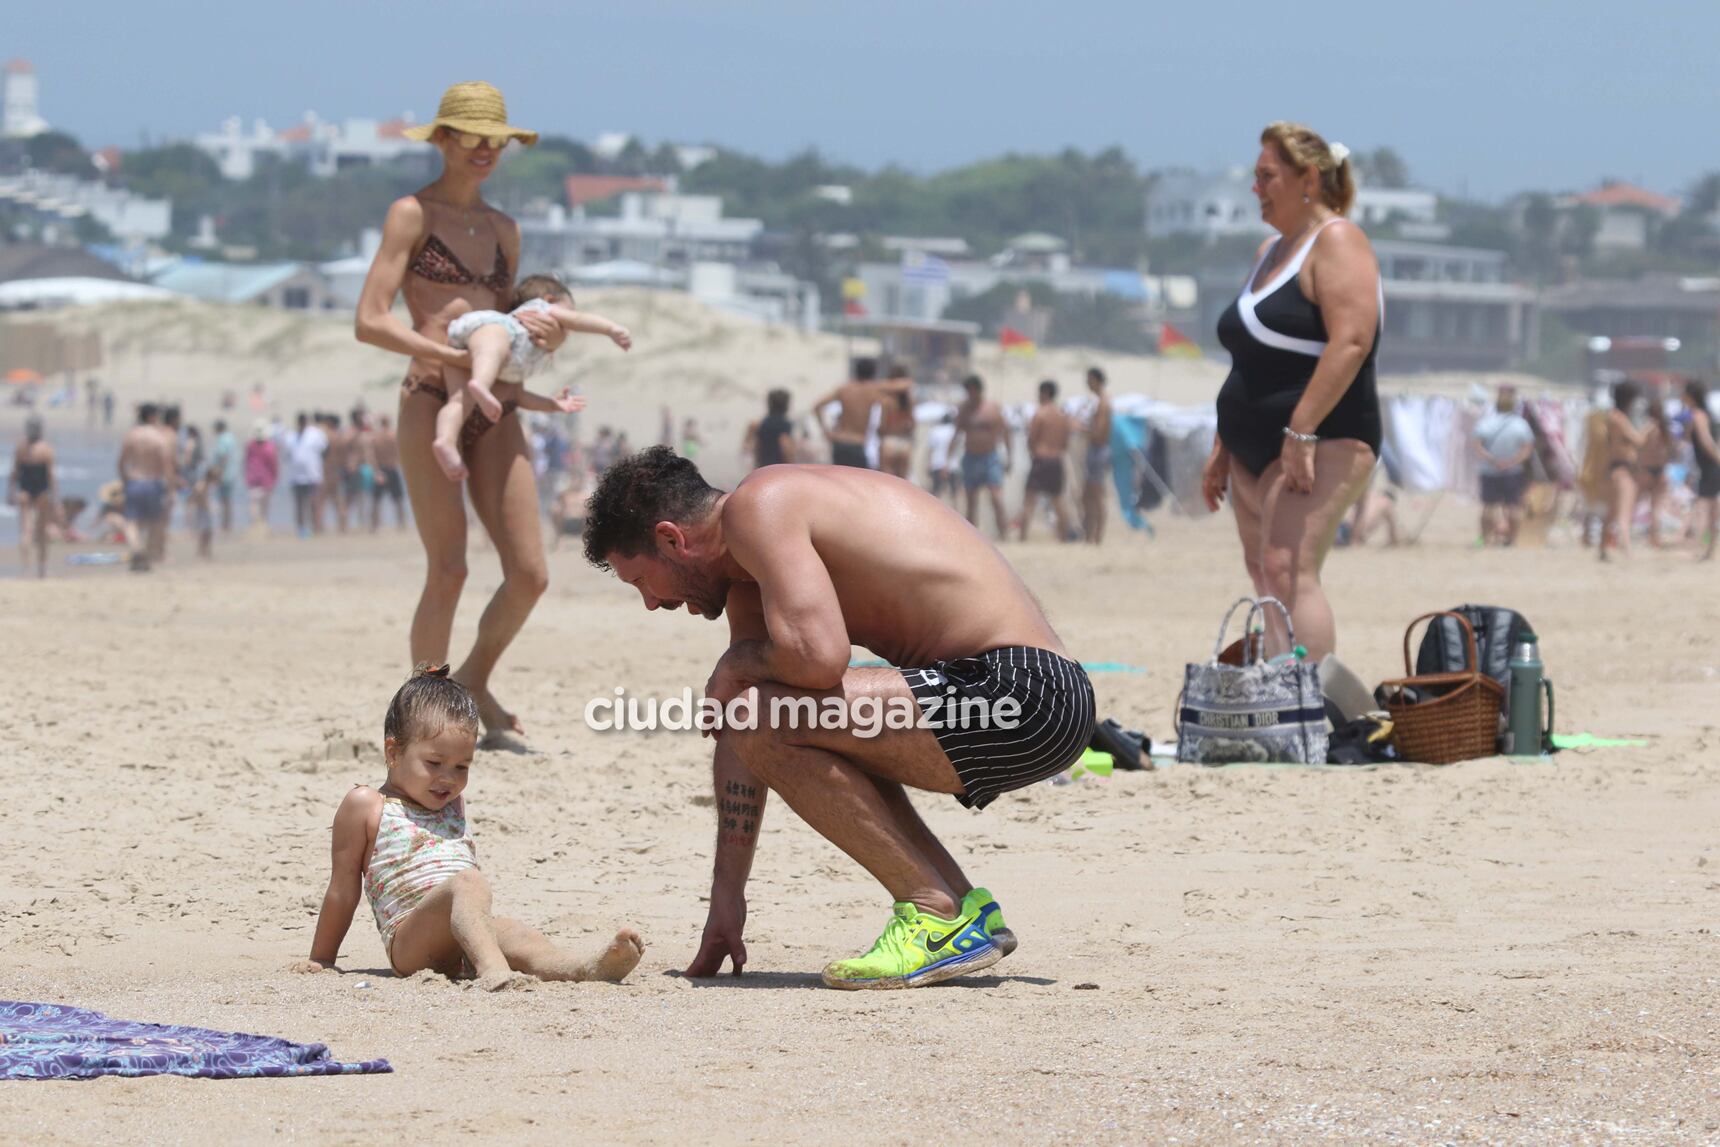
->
[1551,733,1649,750]
[1072,749,1114,777]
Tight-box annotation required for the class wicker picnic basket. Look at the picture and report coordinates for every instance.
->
[1377,611,1505,765]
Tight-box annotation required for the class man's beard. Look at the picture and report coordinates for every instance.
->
[669,559,728,620]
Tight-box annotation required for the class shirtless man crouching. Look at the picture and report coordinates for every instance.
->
[584,446,1094,989]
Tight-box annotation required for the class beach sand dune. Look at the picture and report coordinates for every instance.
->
[8,294,1234,489]
[2,490,1716,1143]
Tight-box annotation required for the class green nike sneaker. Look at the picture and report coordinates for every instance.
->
[964,887,1018,957]
[821,901,1003,990]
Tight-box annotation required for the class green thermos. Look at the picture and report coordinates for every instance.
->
[1507,631,1553,757]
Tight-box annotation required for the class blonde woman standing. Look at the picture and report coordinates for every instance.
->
[1200,122,1382,661]
[356,82,567,740]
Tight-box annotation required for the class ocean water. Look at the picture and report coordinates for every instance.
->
[1,426,399,554]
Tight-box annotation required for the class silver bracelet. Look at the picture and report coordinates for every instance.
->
[1282,427,1319,444]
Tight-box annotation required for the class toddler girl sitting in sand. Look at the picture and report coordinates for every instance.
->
[435,273,631,480]
[291,666,644,990]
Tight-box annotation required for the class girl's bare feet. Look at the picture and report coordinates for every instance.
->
[585,929,645,982]
[432,439,468,482]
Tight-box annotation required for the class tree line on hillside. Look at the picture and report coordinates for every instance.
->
[4,130,1716,291]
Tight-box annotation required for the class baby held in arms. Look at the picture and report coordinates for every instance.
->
[435,273,632,480]
[291,665,644,990]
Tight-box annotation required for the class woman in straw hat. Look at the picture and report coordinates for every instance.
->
[356,81,563,740]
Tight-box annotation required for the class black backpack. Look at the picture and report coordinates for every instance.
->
[1414,604,1533,709]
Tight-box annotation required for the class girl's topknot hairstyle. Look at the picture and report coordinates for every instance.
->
[384,663,481,746]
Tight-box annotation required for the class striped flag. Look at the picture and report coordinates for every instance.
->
[1000,326,1036,355]
[901,249,950,284]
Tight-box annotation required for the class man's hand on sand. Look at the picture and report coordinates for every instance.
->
[288,958,331,974]
[686,896,748,976]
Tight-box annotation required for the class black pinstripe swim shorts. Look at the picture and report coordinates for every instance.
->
[901,646,1096,810]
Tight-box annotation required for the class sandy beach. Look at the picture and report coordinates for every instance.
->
[2,468,1717,1142]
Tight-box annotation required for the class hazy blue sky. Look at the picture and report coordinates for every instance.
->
[8,0,1712,201]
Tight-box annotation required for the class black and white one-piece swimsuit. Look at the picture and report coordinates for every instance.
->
[1215,219,1383,476]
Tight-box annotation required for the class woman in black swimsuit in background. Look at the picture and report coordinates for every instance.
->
[355,82,567,740]
[9,415,58,578]
[1200,122,1383,661]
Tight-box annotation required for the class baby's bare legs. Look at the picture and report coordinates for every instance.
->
[495,918,644,982]
[432,326,513,482]
[388,870,533,991]
[464,325,511,422]
[432,379,475,482]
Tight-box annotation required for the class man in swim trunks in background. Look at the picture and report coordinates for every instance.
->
[118,403,173,572]
[814,357,909,469]
[953,374,1012,541]
[1081,367,1113,545]
[584,447,1094,990]
[1019,379,1074,542]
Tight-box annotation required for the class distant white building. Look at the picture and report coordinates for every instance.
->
[1373,240,1536,371]
[319,228,383,308]
[0,171,171,245]
[519,191,763,271]
[1147,167,1439,239]
[589,133,713,171]
[592,132,634,162]
[2,59,48,139]
[673,144,716,171]
[194,113,432,181]
[1352,187,1439,229]
[1554,182,1681,253]
[688,261,820,329]
[852,233,1196,325]
[1146,168,1266,240]
[513,186,824,329]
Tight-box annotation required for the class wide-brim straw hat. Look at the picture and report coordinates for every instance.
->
[403,82,538,146]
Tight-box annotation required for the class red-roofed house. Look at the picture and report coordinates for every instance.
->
[564,175,668,210]
[1558,181,1683,252]
[1571,182,1681,216]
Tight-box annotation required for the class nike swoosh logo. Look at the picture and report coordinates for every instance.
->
[926,914,982,952]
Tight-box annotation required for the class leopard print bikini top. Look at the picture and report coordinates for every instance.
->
[407,233,511,295]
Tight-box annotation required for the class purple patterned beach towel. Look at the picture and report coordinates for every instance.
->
[0,1000,392,1080]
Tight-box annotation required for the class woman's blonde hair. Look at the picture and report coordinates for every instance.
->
[1261,122,1355,216]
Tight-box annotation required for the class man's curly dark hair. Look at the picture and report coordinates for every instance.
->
[583,445,722,570]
